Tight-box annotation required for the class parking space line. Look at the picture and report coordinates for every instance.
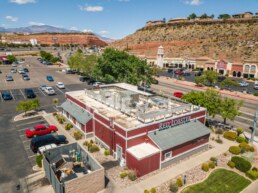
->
[19,89,26,99]
[9,90,15,100]
[22,139,31,143]
[38,88,46,96]
[28,155,36,158]
[16,120,44,127]
[55,86,64,94]
[65,87,70,91]
[18,128,28,131]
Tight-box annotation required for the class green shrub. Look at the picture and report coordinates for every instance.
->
[73,131,83,140]
[52,112,57,116]
[36,154,43,168]
[128,171,137,181]
[236,136,246,143]
[231,156,252,172]
[254,92,258,97]
[246,170,258,180]
[223,131,237,141]
[120,172,128,179]
[65,123,73,130]
[239,142,254,152]
[56,115,65,124]
[227,161,235,168]
[215,138,223,144]
[229,146,241,155]
[83,141,89,146]
[176,177,183,187]
[104,149,110,156]
[209,161,215,169]
[150,187,156,193]
[210,157,218,162]
[169,182,178,193]
[144,190,150,193]
[252,167,258,171]
[201,163,209,172]
[90,139,94,144]
[89,144,100,153]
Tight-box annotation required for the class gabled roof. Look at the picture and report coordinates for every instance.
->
[148,121,210,151]
[61,100,93,125]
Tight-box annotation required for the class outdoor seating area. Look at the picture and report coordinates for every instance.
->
[43,143,104,193]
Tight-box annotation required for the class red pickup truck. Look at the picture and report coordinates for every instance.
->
[25,124,58,138]
[173,92,184,98]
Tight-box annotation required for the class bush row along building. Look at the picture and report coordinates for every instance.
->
[145,12,258,26]
[138,46,258,79]
[60,83,210,177]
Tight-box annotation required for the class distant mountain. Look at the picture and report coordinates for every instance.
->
[0,25,78,33]
[0,25,114,43]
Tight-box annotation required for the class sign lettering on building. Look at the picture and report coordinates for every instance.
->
[158,116,191,131]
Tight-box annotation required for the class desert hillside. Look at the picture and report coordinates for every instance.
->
[3,33,108,47]
[112,19,258,61]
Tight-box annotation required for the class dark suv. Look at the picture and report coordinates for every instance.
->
[24,88,36,98]
[1,91,13,100]
[79,76,90,82]
[30,134,68,153]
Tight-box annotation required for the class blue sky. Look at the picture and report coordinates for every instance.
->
[0,0,257,39]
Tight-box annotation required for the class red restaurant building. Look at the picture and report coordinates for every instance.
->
[61,83,210,177]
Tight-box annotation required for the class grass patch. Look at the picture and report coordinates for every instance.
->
[182,169,251,193]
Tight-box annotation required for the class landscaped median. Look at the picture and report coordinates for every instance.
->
[181,169,251,193]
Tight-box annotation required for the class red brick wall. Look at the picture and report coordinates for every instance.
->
[127,110,206,138]
[126,151,160,177]
[114,124,126,137]
[231,65,243,72]
[86,119,93,133]
[161,134,209,161]
[94,120,113,149]
[94,113,110,126]
[115,134,126,156]
[66,95,86,109]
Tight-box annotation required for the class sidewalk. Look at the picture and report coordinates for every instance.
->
[242,180,258,193]
[157,77,258,103]
[120,137,235,193]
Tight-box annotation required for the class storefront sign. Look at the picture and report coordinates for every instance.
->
[217,61,227,69]
[158,116,191,131]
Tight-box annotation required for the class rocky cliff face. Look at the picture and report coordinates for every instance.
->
[112,19,258,61]
[4,33,108,47]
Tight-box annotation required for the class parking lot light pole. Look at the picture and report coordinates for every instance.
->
[250,105,258,144]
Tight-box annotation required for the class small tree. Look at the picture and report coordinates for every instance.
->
[7,55,17,63]
[236,128,244,136]
[218,14,231,20]
[219,98,243,124]
[53,98,59,106]
[31,99,40,111]
[221,77,238,89]
[16,100,33,116]
[187,13,197,20]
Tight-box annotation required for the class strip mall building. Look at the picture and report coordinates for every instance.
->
[61,83,210,177]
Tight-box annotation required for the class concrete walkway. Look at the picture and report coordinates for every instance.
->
[242,180,258,193]
[120,137,235,193]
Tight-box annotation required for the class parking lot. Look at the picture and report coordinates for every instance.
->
[0,56,82,90]
[14,117,49,167]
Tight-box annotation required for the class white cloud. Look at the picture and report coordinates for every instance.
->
[70,27,78,30]
[185,0,202,5]
[9,0,36,4]
[29,21,45,26]
[82,29,93,33]
[79,5,104,12]
[5,16,18,22]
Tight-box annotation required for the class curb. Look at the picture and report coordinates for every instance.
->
[13,111,47,122]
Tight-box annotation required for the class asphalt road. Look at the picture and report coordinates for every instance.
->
[160,71,258,94]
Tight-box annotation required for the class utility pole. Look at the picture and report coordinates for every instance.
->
[250,105,258,144]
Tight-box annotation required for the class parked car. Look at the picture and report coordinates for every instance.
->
[25,124,58,138]
[1,90,12,100]
[44,87,55,95]
[0,70,2,73]
[79,76,90,82]
[24,88,36,98]
[167,69,173,73]
[175,70,183,75]
[254,81,258,90]
[30,134,68,153]
[56,82,65,89]
[5,74,13,81]
[88,79,96,85]
[46,75,54,81]
[183,71,191,76]
[39,84,48,91]
[11,63,17,67]
[38,144,57,154]
[239,81,249,87]
[23,68,29,72]
[22,74,30,80]
[18,69,25,74]
[10,68,17,73]
[173,92,184,98]
[92,82,104,87]
[17,60,24,64]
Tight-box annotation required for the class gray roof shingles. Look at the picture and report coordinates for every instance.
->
[148,121,210,151]
[61,100,93,125]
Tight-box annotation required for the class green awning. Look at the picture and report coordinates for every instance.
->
[148,121,210,151]
[61,100,93,125]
